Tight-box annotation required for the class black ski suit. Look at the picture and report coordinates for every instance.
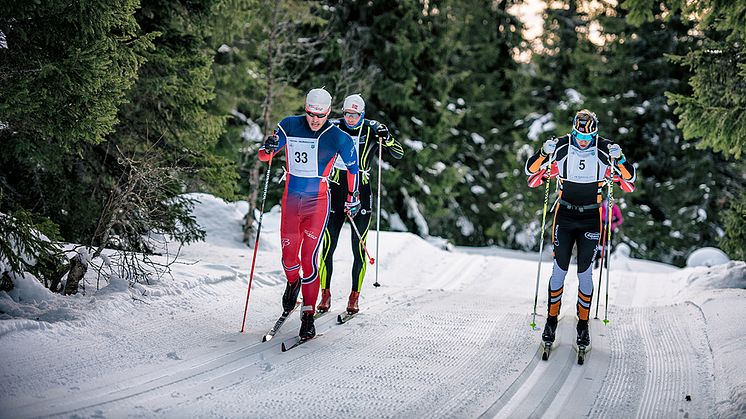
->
[319,119,404,293]
[525,135,636,321]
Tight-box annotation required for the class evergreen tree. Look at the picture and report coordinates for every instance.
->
[0,0,154,241]
[622,0,746,260]
[319,0,464,237]
[442,0,526,246]
[111,0,239,201]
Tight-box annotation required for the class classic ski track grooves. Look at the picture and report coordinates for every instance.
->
[18,253,476,418]
[589,304,714,418]
[11,287,417,419]
[484,319,577,418]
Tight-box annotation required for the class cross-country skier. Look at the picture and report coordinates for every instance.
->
[259,88,360,340]
[525,109,636,349]
[317,94,404,315]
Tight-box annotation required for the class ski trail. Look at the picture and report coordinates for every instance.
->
[482,318,578,418]
[5,287,415,419]
[589,304,715,418]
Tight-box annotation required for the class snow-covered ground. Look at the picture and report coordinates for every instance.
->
[1,193,745,418]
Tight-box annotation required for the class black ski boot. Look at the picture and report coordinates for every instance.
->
[576,320,590,347]
[542,316,558,343]
[282,280,301,313]
[299,312,316,340]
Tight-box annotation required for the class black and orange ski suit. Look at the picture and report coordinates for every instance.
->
[525,135,636,321]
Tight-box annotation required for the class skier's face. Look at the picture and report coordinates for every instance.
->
[305,109,329,131]
[343,111,362,127]
[577,138,591,149]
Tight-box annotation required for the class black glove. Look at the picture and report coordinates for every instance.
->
[344,191,361,218]
[376,124,392,145]
[263,134,279,153]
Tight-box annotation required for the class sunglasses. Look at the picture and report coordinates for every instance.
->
[343,111,361,118]
[573,129,596,141]
[306,110,329,119]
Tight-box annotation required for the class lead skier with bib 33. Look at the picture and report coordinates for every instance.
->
[259,88,360,341]
[525,109,636,352]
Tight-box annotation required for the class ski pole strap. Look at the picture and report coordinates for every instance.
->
[557,199,601,213]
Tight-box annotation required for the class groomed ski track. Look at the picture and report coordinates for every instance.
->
[0,233,717,418]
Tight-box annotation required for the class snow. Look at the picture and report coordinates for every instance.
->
[403,138,424,151]
[470,185,486,195]
[527,112,556,141]
[1,193,745,418]
[686,247,731,267]
[470,132,486,145]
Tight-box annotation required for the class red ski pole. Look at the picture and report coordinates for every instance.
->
[347,212,375,265]
[240,152,274,333]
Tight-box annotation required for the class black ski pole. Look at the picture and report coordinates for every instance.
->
[603,160,615,325]
[374,140,383,287]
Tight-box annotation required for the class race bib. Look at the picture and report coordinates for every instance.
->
[286,136,320,177]
[566,146,599,183]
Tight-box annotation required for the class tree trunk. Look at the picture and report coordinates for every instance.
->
[0,271,13,292]
[64,253,88,295]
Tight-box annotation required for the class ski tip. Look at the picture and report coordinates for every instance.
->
[281,342,288,352]
[578,357,584,365]
[337,314,343,323]
[262,335,272,342]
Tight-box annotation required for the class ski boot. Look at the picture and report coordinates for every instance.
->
[576,320,590,347]
[299,312,316,340]
[346,291,360,314]
[542,316,558,343]
[282,280,302,313]
[541,316,558,361]
[317,289,332,313]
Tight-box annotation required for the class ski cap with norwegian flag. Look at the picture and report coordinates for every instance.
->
[305,88,332,114]
[342,94,365,113]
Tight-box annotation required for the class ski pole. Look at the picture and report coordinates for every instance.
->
[374,140,383,287]
[594,184,610,319]
[240,152,274,333]
[347,212,375,265]
[530,155,554,329]
[593,222,607,319]
[603,161,615,325]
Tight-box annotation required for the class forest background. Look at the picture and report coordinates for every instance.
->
[1,0,744,292]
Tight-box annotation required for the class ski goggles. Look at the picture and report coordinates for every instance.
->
[343,111,361,118]
[305,110,329,119]
[572,128,597,142]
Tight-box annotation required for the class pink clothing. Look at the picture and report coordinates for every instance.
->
[602,202,623,231]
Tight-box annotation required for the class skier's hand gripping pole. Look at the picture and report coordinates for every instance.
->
[240,151,274,333]
[346,211,375,265]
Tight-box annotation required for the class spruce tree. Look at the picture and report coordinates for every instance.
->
[0,0,153,241]
[622,0,746,261]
